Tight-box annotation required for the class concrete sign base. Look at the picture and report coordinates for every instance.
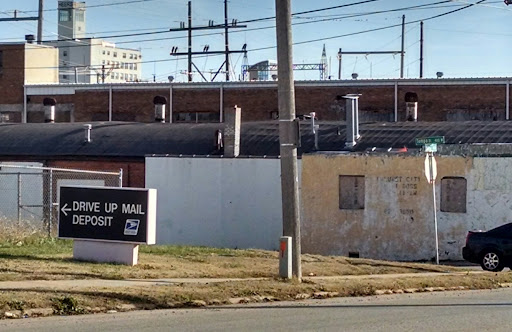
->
[73,240,139,266]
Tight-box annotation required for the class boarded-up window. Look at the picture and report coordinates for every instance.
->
[339,175,365,210]
[441,177,467,213]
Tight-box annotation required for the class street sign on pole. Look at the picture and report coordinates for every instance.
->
[424,143,437,153]
[415,136,445,146]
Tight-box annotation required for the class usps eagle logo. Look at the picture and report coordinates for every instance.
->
[124,219,140,236]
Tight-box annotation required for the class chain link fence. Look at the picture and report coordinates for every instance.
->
[0,164,122,236]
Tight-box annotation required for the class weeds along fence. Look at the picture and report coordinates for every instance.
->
[0,164,122,236]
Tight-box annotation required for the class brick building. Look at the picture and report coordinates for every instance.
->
[16,77,511,124]
[0,43,58,122]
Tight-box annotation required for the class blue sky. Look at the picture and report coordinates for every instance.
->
[1,0,511,82]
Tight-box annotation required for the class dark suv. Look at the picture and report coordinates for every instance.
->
[462,223,512,271]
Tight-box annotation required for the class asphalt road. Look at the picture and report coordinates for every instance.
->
[2,288,512,332]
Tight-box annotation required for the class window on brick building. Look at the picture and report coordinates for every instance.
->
[441,177,467,213]
[339,175,365,210]
[0,50,3,75]
[174,112,220,123]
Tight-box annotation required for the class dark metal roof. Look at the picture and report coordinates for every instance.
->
[0,121,512,158]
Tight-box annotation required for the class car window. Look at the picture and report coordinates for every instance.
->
[487,223,512,238]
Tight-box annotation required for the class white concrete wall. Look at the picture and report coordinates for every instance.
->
[439,157,512,260]
[146,157,299,250]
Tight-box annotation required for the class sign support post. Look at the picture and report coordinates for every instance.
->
[417,136,443,265]
[428,152,439,265]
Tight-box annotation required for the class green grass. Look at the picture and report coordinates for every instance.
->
[0,237,72,256]
[140,244,271,258]
[0,233,268,260]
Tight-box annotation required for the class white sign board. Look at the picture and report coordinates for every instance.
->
[424,154,437,184]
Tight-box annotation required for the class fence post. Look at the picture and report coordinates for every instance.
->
[48,169,53,236]
[17,173,21,224]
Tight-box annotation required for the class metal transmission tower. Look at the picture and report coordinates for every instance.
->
[320,44,328,80]
[241,46,249,81]
[241,63,327,80]
[170,0,247,82]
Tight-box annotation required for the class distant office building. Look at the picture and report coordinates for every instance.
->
[53,1,142,83]
[248,60,277,81]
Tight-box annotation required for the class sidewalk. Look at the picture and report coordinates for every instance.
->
[0,270,486,291]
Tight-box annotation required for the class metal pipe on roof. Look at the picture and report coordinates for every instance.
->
[108,85,113,122]
[23,85,27,124]
[507,81,510,120]
[169,86,173,124]
[394,81,398,122]
[220,84,224,123]
[84,124,92,143]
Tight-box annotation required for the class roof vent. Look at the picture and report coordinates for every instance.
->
[405,92,418,122]
[153,96,167,123]
[84,124,92,143]
[25,34,35,44]
[43,98,57,123]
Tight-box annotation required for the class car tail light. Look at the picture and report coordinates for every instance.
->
[466,232,473,246]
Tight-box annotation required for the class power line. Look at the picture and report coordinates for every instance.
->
[7,0,494,74]
[240,0,383,24]
[19,0,159,13]
[14,0,470,49]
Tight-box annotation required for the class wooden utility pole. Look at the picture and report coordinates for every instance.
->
[224,0,230,81]
[188,1,193,82]
[37,0,43,43]
[420,21,424,78]
[400,15,405,78]
[170,1,246,82]
[337,48,342,80]
[275,0,302,280]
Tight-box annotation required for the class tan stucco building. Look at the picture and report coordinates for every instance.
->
[301,151,512,261]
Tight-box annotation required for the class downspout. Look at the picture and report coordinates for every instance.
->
[108,84,113,121]
[506,81,510,120]
[169,85,173,123]
[394,81,398,122]
[23,85,27,123]
[220,84,224,123]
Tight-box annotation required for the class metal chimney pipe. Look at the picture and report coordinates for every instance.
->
[43,97,56,123]
[84,124,92,143]
[153,96,167,123]
[342,94,361,148]
[223,105,241,157]
[310,112,319,150]
[405,92,418,121]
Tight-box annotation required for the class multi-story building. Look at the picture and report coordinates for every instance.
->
[54,1,142,83]
[0,42,58,122]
